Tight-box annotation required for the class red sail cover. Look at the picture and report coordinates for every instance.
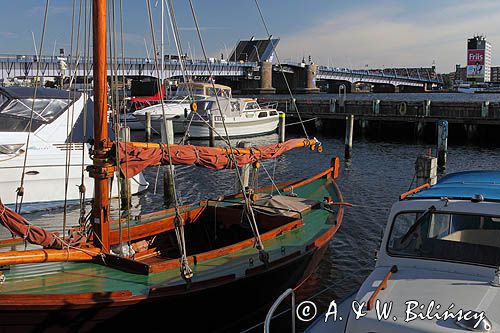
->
[118,138,313,178]
[0,202,63,249]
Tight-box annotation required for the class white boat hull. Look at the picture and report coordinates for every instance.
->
[186,115,279,139]
[0,145,149,208]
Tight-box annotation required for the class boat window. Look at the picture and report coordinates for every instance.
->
[244,101,260,110]
[175,86,204,97]
[388,211,500,267]
[270,111,278,116]
[258,111,268,118]
[0,98,70,132]
[208,88,230,98]
[0,93,9,109]
[194,101,215,118]
[230,101,240,112]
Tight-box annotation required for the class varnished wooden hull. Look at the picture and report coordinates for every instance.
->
[0,244,329,332]
[0,166,343,332]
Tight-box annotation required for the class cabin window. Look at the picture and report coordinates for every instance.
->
[0,98,70,132]
[230,101,240,112]
[175,86,204,97]
[194,101,215,118]
[208,88,230,98]
[270,111,278,116]
[258,111,268,118]
[387,211,500,267]
[244,102,260,110]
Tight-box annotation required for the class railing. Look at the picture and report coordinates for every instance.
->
[264,288,296,333]
[259,101,279,110]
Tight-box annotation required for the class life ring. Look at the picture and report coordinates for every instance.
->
[398,102,407,115]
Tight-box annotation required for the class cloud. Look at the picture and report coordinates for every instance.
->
[276,1,500,72]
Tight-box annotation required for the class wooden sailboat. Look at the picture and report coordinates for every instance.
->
[0,1,344,331]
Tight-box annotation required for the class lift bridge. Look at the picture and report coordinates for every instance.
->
[0,54,443,91]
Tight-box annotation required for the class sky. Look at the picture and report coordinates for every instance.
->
[0,0,498,73]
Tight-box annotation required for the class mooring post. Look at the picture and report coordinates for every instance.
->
[278,113,286,143]
[345,114,354,159]
[415,154,437,186]
[118,126,132,209]
[437,120,448,170]
[236,141,251,192]
[209,113,215,147]
[329,98,336,113]
[160,119,175,205]
[145,111,152,142]
[481,101,490,118]
[373,99,380,114]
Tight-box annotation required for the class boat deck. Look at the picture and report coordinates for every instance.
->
[0,174,341,298]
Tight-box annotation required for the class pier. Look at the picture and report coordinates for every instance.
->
[262,97,500,125]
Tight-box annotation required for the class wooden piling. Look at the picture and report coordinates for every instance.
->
[118,126,131,209]
[209,114,215,147]
[160,119,175,205]
[437,120,448,170]
[345,114,354,159]
[329,98,336,113]
[237,141,251,192]
[415,155,437,186]
[278,113,285,143]
[145,111,151,142]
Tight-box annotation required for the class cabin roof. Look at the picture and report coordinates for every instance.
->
[0,86,81,100]
[406,170,500,201]
[179,82,231,90]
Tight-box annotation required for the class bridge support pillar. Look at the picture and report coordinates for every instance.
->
[296,64,320,94]
[255,61,275,94]
[394,85,400,93]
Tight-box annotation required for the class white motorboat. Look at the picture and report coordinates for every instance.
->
[185,97,281,139]
[132,81,232,134]
[305,171,500,332]
[0,87,148,210]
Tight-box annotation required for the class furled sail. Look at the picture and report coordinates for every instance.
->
[116,138,318,178]
[0,201,63,249]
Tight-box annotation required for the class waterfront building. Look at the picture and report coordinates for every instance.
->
[467,35,491,83]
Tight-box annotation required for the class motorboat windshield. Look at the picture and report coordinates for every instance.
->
[388,210,500,267]
[0,87,80,132]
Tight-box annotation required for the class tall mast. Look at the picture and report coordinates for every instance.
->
[91,0,110,251]
[161,0,165,87]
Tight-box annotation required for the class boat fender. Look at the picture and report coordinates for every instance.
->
[184,108,188,118]
[0,272,5,284]
[398,102,407,115]
[190,101,198,112]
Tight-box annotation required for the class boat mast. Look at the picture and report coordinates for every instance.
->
[91,0,110,251]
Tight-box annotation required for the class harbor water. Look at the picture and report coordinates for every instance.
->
[7,129,500,331]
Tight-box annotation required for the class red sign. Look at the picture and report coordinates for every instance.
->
[468,49,485,65]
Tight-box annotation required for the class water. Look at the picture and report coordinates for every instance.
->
[5,131,500,331]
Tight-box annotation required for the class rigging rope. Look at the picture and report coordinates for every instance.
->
[15,0,50,213]
[63,0,83,240]
[253,0,309,139]
[187,0,266,259]
[146,0,193,281]
[78,0,91,232]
